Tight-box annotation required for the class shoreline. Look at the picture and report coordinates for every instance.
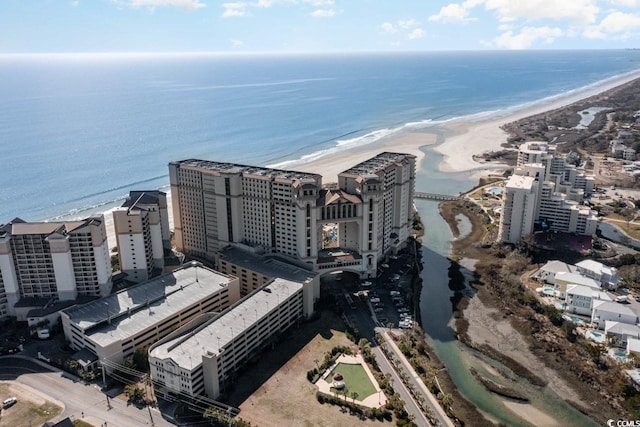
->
[97,68,640,251]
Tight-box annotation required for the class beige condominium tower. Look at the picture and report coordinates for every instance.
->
[169,152,415,278]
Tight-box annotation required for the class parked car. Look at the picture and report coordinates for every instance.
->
[2,397,17,409]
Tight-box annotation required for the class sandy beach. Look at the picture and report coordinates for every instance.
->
[102,69,640,250]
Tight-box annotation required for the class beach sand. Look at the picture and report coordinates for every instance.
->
[103,69,640,250]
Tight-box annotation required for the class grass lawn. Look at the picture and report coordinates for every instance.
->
[0,382,62,427]
[606,214,640,240]
[328,362,377,401]
[229,311,393,426]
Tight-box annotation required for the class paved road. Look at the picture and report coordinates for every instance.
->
[377,329,454,427]
[347,290,435,427]
[0,356,171,426]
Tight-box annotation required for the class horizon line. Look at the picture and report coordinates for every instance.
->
[0,47,632,58]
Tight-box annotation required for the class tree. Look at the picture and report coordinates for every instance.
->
[438,392,453,409]
[124,384,145,403]
[65,359,80,373]
[351,391,359,403]
[130,347,150,373]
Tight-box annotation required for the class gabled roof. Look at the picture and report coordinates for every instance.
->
[593,300,639,318]
[566,284,598,298]
[538,260,576,275]
[605,321,640,337]
[318,189,362,206]
[555,272,600,289]
[576,260,616,275]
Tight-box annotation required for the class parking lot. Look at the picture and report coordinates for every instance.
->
[358,253,418,330]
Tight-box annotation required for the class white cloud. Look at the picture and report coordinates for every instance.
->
[408,28,426,40]
[483,0,599,25]
[254,0,298,7]
[231,39,244,48]
[493,26,564,49]
[127,0,206,10]
[222,2,248,17]
[429,3,471,23]
[311,8,335,17]
[380,22,397,33]
[398,19,420,29]
[380,19,425,40]
[70,0,80,5]
[584,11,640,38]
[304,0,334,5]
[609,0,640,6]
[429,0,482,23]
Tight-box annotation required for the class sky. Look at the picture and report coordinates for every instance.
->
[3,0,640,53]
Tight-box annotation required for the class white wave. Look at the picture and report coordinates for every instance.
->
[165,78,336,93]
[268,66,640,173]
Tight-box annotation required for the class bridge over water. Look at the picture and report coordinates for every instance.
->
[414,192,460,201]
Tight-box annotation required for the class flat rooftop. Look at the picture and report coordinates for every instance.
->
[63,262,234,348]
[150,278,302,367]
[218,246,317,284]
[506,174,536,190]
[172,159,321,181]
[339,152,415,177]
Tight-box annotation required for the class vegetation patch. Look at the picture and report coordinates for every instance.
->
[470,368,529,402]
[328,362,377,401]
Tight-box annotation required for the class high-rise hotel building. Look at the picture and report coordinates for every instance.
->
[113,191,170,283]
[0,216,112,318]
[498,142,598,244]
[169,152,415,278]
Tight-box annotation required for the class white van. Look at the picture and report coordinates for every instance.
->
[616,295,628,303]
[3,397,17,408]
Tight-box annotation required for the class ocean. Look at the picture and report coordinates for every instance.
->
[2,49,640,222]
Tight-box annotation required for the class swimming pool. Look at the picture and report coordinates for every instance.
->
[488,187,503,195]
[542,287,555,296]
[562,315,585,325]
[609,348,628,362]
[586,330,605,343]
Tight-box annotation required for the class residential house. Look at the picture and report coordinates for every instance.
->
[605,321,640,348]
[534,260,576,285]
[565,284,613,316]
[554,272,600,299]
[592,300,639,329]
[575,260,621,289]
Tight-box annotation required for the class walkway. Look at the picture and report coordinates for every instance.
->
[414,192,460,202]
[314,353,388,409]
[377,329,455,427]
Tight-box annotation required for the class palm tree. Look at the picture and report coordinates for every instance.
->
[351,391,359,403]
[439,392,453,409]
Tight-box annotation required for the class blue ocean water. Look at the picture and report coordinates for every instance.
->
[1,50,640,222]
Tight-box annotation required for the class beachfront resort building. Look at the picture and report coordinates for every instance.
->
[149,276,312,400]
[0,216,112,319]
[113,191,171,283]
[498,142,598,243]
[214,245,319,303]
[169,152,415,278]
[61,262,240,367]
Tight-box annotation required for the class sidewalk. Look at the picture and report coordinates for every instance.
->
[381,330,455,427]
